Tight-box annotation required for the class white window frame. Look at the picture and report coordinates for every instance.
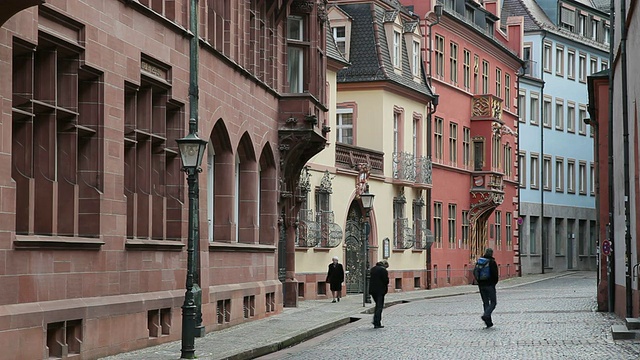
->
[336,108,354,144]
[543,41,552,73]
[567,159,576,193]
[555,157,564,192]
[567,50,575,80]
[567,102,576,133]
[332,26,347,56]
[579,53,587,82]
[412,40,420,77]
[555,99,564,131]
[555,45,564,77]
[530,153,539,189]
[393,30,401,68]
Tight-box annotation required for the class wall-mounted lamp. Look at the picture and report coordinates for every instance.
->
[434,4,443,20]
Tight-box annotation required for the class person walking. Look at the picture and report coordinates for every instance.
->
[326,256,345,303]
[369,260,389,329]
[473,248,499,328]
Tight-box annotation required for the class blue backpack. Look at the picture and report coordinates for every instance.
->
[473,257,491,281]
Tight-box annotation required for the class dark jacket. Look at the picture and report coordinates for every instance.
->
[368,263,389,296]
[477,255,499,286]
[326,263,345,288]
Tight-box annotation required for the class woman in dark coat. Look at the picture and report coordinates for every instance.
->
[326,256,345,302]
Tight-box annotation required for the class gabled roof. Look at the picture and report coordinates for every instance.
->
[502,0,609,52]
[335,2,433,98]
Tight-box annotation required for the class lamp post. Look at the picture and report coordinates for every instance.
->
[177,132,207,359]
[360,188,375,307]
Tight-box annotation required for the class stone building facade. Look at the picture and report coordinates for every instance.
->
[0,0,329,358]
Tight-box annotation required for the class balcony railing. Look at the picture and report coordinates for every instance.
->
[316,210,343,248]
[335,143,384,174]
[392,151,416,182]
[415,156,433,186]
[393,218,415,249]
[297,209,319,247]
[413,218,428,249]
[295,209,343,248]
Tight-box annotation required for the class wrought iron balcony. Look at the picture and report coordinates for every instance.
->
[392,152,416,182]
[316,211,343,248]
[393,218,415,249]
[296,209,319,247]
[335,143,384,175]
[391,153,433,187]
[413,218,428,249]
[295,209,343,248]
[415,156,433,187]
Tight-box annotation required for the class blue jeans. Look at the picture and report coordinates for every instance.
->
[479,285,497,319]
[372,293,385,326]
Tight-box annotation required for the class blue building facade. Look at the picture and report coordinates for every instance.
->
[504,0,609,273]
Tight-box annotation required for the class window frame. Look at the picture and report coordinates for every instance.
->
[336,108,354,145]
[555,157,565,192]
[530,153,540,189]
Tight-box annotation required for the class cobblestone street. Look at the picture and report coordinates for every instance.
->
[264,272,640,360]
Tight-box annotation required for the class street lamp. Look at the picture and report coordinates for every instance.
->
[360,188,375,307]
[176,132,207,359]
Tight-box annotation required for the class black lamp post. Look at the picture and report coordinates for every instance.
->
[177,132,207,359]
[360,188,375,307]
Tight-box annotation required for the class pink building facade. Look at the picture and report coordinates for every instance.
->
[403,0,523,286]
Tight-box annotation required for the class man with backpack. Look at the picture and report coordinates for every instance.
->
[473,248,499,328]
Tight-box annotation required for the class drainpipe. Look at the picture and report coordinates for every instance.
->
[516,66,525,277]
[425,4,442,290]
[607,0,615,313]
[188,0,204,336]
[620,0,632,318]
[540,31,547,274]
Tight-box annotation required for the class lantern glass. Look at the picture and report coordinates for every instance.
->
[360,192,375,210]
[177,133,207,169]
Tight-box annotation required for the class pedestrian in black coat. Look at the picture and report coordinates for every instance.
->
[476,248,499,328]
[369,260,389,328]
[326,256,345,302]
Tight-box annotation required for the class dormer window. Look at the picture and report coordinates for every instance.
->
[333,26,346,56]
[412,40,420,77]
[393,30,401,68]
[579,14,586,36]
[465,6,474,22]
[486,20,494,36]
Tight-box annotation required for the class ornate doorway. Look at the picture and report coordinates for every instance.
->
[345,205,365,294]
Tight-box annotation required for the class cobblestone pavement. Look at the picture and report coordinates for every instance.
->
[263,272,640,360]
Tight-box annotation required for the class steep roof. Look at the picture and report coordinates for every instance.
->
[501,0,609,52]
[335,2,433,98]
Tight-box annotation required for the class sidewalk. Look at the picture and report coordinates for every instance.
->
[101,272,569,360]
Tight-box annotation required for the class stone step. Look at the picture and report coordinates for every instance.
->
[626,318,640,330]
[611,325,639,340]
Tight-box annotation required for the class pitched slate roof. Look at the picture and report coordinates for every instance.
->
[501,0,609,52]
[336,2,433,98]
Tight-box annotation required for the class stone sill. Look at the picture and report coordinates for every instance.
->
[125,239,184,251]
[209,242,276,253]
[14,235,104,250]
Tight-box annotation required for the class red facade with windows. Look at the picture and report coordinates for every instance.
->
[0,0,328,357]
[403,0,523,286]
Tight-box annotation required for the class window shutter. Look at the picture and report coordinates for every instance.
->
[561,7,575,26]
